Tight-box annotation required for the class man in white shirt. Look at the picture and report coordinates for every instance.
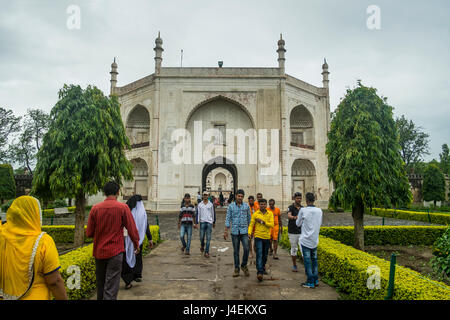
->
[196,192,216,258]
[296,192,323,289]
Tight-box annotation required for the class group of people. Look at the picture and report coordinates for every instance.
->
[179,189,323,288]
[0,181,154,300]
[195,191,232,208]
[0,181,322,301]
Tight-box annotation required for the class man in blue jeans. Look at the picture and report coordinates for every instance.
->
[224,189,251,277]
[178,193,197,255]
[196,192,216,258]
[296,192,323,288]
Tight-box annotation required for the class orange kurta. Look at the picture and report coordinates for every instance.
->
[270,207,281,240]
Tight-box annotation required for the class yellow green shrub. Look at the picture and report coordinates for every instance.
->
[280,227,450,300]
[368,208,450,225]
[320,226,447,246]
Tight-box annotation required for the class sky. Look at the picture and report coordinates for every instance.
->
[0,0,449,161]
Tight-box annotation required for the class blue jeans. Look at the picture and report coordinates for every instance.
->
[180,223,193,251]
[231,234,249,269]
[199,222,213,254]
[254,238,270,275]
[301,245,318,286]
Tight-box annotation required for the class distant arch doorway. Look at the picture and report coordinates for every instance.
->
[202,157,237,197]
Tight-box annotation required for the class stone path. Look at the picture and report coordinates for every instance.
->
[113,239,339,300]
[74,207,442,300]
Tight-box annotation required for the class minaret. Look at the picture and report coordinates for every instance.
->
[110,57,118,95]
[322,58,330,88]
[154,31,164,74]
[277,33,286,73]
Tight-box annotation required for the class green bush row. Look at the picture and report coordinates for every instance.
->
[42,207,76,218]
[279,226,450,300]
[367,208,450,225]
[320,226,447,246]
[54,225,160,300]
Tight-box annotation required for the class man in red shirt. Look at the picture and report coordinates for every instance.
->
[86,181,140,300]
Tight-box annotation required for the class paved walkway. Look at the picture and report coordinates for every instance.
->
[84,208,439,300]
[114,239,339,300]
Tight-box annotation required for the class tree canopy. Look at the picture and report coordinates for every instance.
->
[395,115,430,173]
[0,108,21,163]
[423,163,446,205]
[439,143,450,176]
[0,164,16,202]
[326,82,412,250]
[32,84,133,245]
[8,108,51,174]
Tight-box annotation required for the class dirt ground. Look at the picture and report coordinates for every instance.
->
[365,245,448,285]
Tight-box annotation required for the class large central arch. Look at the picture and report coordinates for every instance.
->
[202,157,237,195]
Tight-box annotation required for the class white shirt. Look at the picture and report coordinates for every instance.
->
[197,200,215,224]
[296,205,323,249]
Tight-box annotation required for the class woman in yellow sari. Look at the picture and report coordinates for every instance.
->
[0,196,67,300]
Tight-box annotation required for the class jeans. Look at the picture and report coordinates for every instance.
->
[180,223,193,251]
[301,245,318,285]
[254,238,270,275]
[231,234,249,269]
[199,222,213,253]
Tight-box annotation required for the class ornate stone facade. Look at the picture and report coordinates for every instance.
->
[110,33,332,212]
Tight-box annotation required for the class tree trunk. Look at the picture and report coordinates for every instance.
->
[352,198,365,251]
[74,194,86,247]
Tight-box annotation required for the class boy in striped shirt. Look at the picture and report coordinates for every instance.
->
[178,193,197,255]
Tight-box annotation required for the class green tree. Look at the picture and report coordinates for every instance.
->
[326,82,412,250]
[0,108,21,162]
[32,84,133,246]
[423,163,446,206]
[439,143,450,175]
[395,115,430,173]
[0,164,16,204]
[8,126,36,174]
[8,108,51,174]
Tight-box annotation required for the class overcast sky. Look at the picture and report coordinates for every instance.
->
[1,0,448,161]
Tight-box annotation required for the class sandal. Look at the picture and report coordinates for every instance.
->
[125,283,133,290]
[273,255,279,260]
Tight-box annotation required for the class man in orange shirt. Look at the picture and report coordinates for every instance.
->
[268,199,282,259]
[255,193,263,209]
[248,195,259,259]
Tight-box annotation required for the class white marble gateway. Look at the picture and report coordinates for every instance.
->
[108,33,332,212]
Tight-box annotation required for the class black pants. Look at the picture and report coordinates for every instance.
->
[121,243,144,285]
[95,253,123,300]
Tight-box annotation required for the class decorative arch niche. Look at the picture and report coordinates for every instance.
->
[290,105,314,149]
[126,105,150,148]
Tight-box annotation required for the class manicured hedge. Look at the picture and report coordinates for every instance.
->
[47,225,161,300]
[367,208,450,225]
[42,206,76,218]
[280,227,450,300]
[320,226,448,246]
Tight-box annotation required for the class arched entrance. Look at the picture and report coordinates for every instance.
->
[202,157,237,198]
[291,159,316,200]
[123,158,149,200]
